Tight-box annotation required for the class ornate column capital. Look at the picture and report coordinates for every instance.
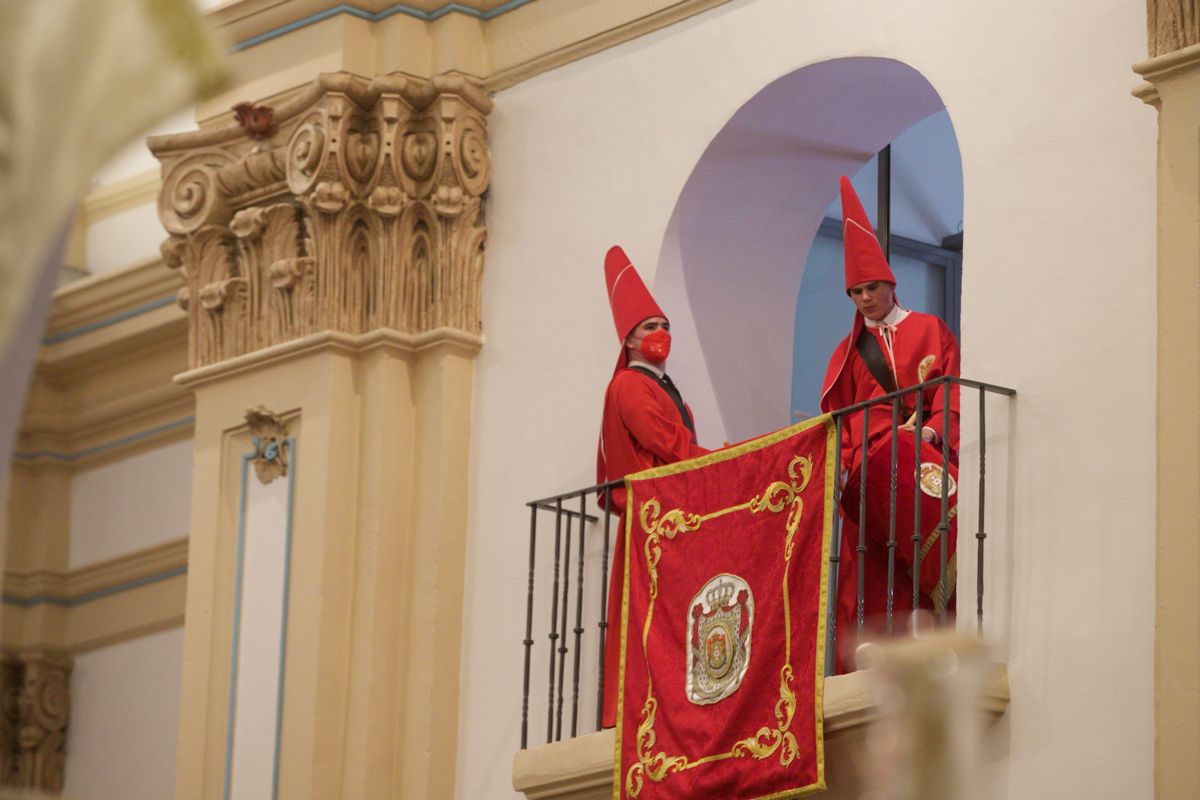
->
[151,72,493,369]
[0,650,72,793]
[1147,0,1200,58]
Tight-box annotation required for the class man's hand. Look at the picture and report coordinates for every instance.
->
[898,422,937,443]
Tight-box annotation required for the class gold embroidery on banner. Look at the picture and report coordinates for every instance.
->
[625,455,815,796]
[625,695,687,797]
[730,664,800,767]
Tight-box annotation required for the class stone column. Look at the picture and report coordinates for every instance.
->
[1134,5,1200,797]
[152,71,491,800]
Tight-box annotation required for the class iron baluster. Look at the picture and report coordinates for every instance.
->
[596,499,612,729]
[857,404,870,635]
[554,510,573,741]
[976,387,987,634]
[887,397,899,634]
[520,504,537,749]
[545,498,563,743]
[825,415,844,677]
[912,398,924,615]
[936,378,951,624]
[570,493,587,737]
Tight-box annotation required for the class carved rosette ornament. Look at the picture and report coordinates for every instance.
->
[151,72,493,368]
[0,652,72,793]
[245,406,290,484]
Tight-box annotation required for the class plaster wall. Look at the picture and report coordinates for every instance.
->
[84,201,170,276]
[63,626,185,800]
[90,107,194,190]
[463,1,1155,798]
[69,437,193,569]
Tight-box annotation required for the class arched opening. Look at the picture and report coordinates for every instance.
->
[654,57,962,444]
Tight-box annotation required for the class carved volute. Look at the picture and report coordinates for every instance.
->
[150,72,493,369]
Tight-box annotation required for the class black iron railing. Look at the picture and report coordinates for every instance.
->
[519,375,1015,749]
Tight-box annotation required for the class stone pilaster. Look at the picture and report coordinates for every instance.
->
[1134,20,1200,799]
[152,71,491,800]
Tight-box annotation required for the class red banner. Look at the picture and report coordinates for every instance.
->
[615,417,834,800]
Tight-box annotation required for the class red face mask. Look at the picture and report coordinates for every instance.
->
[640,329,671,362]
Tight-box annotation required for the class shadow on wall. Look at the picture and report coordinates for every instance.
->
[654,57,959,443]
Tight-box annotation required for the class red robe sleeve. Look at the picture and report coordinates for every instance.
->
[612,374,708,464]
[920,319,961,449]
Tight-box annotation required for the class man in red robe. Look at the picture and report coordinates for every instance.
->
[819,177,961,670]
[597,245,709,726]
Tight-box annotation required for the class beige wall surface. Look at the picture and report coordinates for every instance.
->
[462,0,1155,798]
[90,107,194,190]
[69,438,194,569]
[63,626,185,800]
[83,202,169,277]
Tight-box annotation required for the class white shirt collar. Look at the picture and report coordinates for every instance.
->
[627,360,664,378]
[863,304,909,328]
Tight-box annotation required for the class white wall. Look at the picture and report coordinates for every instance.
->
[90,107,194,190]
[461,1,1155,798]
[85,201,173,276]
[70,438,194,568]
[64,626,185,800]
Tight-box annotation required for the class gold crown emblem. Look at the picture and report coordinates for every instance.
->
[705,578,735,609]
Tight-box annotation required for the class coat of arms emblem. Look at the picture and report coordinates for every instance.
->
[686,573,753,705]
[919,461,957,499]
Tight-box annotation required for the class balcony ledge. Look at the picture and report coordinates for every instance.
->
[512,663,1010,800]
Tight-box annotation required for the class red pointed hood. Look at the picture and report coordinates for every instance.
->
[605,246,665,343]
[821,177,899,412]
[840,176,897,292]
[604,245,666,373]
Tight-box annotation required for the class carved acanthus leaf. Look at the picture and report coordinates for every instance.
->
[152,71,492,369]
[1148,0,1200,56]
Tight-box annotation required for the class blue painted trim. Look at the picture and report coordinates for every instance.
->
[1,564,187,608]
[229,0,536,52]
[13,417,196,463]
[42,295,177,345]
[223,450,255,800]
[271,437,297,800]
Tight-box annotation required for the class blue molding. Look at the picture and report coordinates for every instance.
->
[42,294,178,345]
[271,438,297,800]
[224,438,297,800]
[223,450,254,800]
[1,565,187,608]
[229,0,536,52]
[13,417,196,463]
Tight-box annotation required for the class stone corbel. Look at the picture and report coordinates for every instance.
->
[151,72,494,370]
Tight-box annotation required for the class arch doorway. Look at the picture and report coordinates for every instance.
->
[654,57,963,444]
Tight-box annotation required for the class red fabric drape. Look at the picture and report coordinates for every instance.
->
[616,417,833,800]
